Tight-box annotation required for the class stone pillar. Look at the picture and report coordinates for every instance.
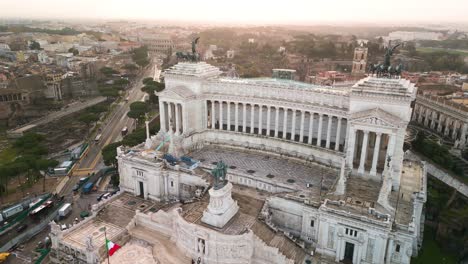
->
[159,101,166,132]
[168,102,173,132]
[430,111,437,130]
[227,102,231,131]
[243,103,247,133]
[308,113,314,144]
[235,102,239,132]
[274,107,279,137]
[299,111,305,143]
[326,115,333,148]
[411,105,418,121]
[250,104,255,134]
[317,114,323,147]
[444,117,451,136]
[266,106,271,136]
[423,109,430,127]
[283,108,288,139]
[211,100,215,130]
[460,123,468,145]
[385,134,396,168]
[258,105,263,135]
[335,117,342,151]
[417,106,424,123]
[204,100,208,129]
[175,103,180,135]
[219,101,223,130]
[370,132,382,176]
[451,120,458,140]
[437,113,444,133]
[291,110,297,141]
[358,130,370,174]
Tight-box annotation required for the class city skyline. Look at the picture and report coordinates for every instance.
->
[1,0,468,24]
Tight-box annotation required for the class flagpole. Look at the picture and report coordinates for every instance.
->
[101,227,111,264]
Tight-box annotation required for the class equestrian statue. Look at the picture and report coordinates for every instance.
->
[176,37,200,62]
[368,43,403,78]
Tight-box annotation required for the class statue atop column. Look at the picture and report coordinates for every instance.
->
[378,156,395,212]
[211,160,228,190]
[176,37,200,62]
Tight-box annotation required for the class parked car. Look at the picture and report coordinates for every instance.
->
[102,193,111,199]
[16,224,28,233]
[72,184,80,192]
[97,193,105,202]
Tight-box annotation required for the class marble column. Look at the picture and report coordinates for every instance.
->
[385,134,396,169]
[437,113,444,133]
[417,106,424,123]
[370,132,382,176]
[243,103,247,133]
[325,115,333,148]
[203,100,208,129]
[250,104,255,133]
[227,102,231,131]
[358,130,370,174]
[235,103,239,132]
[423,109,430,127]
[211,100,215,130]
[291,110,297,140]
[159,101,166,132]
[347,128,357,169]
[258,105,263,135]
[308,113,314,144]
[444,117,451,136]
[451,120,458,140]
[274,107,279,137]
[335,117,342,151]
[317,114,323,147]
[168,102,173,132]
[299,111,305,143]
[175,103,180,135]
[266,106,271,136]
[459,123,468,145]
[283,108,288,139]
[219,101,223,130]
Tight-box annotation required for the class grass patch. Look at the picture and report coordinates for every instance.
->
[0,147,17,166]
[412,228,457,264]
[417,47,468,56]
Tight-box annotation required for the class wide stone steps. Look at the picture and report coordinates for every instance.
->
[251,221,307,263]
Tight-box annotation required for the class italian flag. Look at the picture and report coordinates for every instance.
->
[106,239,121,256]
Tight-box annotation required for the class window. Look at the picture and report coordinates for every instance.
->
[345,227,358,237]
[310,220,315,227]
[396,244,400,253]
[170,181,174,187]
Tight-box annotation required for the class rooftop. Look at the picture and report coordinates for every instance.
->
[189,145,339,203]
[217,77,347,95]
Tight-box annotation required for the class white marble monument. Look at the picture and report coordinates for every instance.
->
[201,161,239,228]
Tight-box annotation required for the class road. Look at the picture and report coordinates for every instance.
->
[72,63,159,176]
[7,97,107,138]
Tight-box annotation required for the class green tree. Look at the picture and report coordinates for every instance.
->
[124,64,138,72]
[102,142,121,166]
[79,113,99,135]
[100,67,118,76]
[29,40,41,50]
[35,159,58,192]
[142,77,154,85]
[127,101,149,126]
[68,47,79,55]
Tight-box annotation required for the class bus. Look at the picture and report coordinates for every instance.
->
[29,200,54,220]
[94,134,102,142]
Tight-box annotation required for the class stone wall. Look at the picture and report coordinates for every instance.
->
[132,208,296,264]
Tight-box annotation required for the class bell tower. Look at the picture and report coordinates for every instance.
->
[352,44,368,75]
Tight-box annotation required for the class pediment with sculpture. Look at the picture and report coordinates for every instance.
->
[350,108,403,129]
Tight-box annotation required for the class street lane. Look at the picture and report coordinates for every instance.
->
[72,63,156,175]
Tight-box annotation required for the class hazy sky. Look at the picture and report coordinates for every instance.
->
[1,0,468,24]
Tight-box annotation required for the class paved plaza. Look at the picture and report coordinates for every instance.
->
[190,145,339,192]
